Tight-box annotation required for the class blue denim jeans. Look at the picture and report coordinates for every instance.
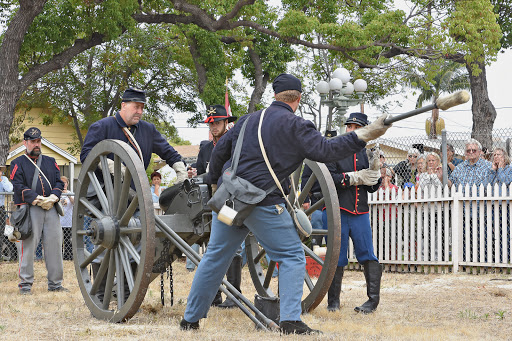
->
[184,204,305,322]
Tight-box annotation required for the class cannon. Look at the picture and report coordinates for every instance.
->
[72,139,342,327]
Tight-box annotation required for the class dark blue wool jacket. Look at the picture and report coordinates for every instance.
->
[327,150,381,215]
[81,111,182,169]
[10,154,64,205]
[208,101,367,206]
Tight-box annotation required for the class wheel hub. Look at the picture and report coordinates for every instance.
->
[89,216,120,249]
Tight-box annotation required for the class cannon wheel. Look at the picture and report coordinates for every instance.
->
[245,159,341,313]
[72,140,155,322]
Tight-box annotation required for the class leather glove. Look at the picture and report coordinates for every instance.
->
[346,169,380,186]
[39,194,59,210]
[367,147,381,171]
[172,161,188,183]
[32,195,44,206]
[354,114,391,142]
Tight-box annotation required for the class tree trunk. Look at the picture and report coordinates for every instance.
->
[429,107,439,140]
[468,61,496,150]
[247,48,269,113]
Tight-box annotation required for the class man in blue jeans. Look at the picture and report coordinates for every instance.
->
[180,74,391,334]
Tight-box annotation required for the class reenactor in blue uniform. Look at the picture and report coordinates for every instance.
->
[323,112,382,314]
[80,88,187,302]
[81,88,187,181]
[180,74,391,334]
[186,105,242,308]
[10,127,67,294]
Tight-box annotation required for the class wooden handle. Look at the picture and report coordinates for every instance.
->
[435,90,470,110]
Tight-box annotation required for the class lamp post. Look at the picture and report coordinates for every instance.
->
[316,68,367,133]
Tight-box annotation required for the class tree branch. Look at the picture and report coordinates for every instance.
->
[20,32,107,93]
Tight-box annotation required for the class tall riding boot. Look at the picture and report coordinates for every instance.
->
[218,255,243,309]
[92,263,106,303]
[327,266,344,311]
[354,261,382,314]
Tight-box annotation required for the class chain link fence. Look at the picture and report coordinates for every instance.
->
[364,127,512,273]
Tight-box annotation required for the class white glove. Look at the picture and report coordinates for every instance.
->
[346,169,380,186]
[32,195,44,206]
[172,161,188,183]
[38,194,59,210]
[354,114,391,142]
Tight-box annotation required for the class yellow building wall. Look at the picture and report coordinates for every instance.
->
[11,107,83,157]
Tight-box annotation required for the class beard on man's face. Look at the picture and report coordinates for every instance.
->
[29,147,41,157]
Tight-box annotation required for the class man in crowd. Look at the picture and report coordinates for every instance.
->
[186,105,242,308]
[323,112,382,314]
[394,148,420,187]
[449,138,491,190]
[80,87,187,302]
[10,128,66,294]
[180,74,391,334]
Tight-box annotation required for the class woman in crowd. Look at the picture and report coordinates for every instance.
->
[418,152,443,192]
[60,176,74,260]
[150,171,167,204]
[414,154,427,189]
[487,147,512,188]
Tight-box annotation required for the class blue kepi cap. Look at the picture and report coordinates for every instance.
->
[122,87,146,103]
[24,127,42,140]
[272,73,302,94]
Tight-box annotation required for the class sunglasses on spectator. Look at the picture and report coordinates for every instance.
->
[466,149,478,153]
[408,155,418,158]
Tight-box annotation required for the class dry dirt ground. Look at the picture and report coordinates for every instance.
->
[0,259,511,341]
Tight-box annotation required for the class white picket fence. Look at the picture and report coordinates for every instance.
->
[346,184,512,273]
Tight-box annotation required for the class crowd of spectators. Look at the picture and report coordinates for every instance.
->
[377,138,512,194]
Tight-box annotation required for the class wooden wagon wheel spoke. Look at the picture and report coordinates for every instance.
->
[119,246,135,292]
[79,197,104,220]
[305,198,325,216]
[113,155,122,204]
[119,236,141,265]
[73,139,155,322]
[90,250,111,296]
[79,246,105,269]
[87,171,110,215]
[102,254,116,310]
[119,196,138,227]
[245,159,341,313]
[116,170,132,219]
[304,274,315,291]
[115,249,125,308]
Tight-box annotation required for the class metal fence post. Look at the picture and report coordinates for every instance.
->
[441,130,448,187]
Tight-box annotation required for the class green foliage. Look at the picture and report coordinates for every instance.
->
[19,0,138,74]
[492,0,512,49]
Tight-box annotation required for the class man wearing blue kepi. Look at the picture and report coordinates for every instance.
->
[81,87,187,182]
[179,74,392,335]
[323,112,382,314]
[10,127,66,294]
[81,87,187,302]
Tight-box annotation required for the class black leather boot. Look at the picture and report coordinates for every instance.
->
[218,255,242,308]
[354,261,382,314]
[327,266,344,311]
[211,291,223,306]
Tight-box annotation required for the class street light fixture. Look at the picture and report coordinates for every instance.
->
[316,67,367,132]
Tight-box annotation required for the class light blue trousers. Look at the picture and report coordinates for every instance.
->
[184,204,306,322]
